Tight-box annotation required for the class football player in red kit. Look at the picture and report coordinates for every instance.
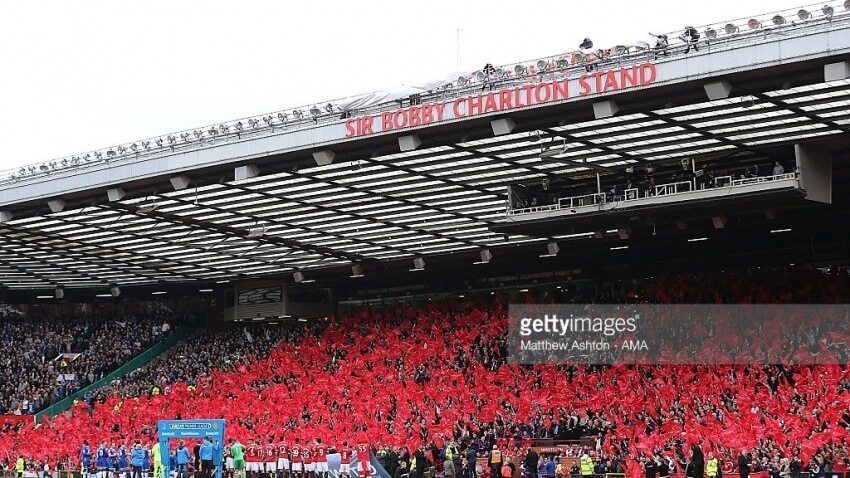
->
[313,439,328,478]
[277,440,290,478]
[356,442,371,478]
[290,440,303,478]
[246,440,262,478]
[265,439,278,476]
[338,441,352,478]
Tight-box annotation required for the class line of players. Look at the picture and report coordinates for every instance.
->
[228,439,370,478]
[80,442,152,478]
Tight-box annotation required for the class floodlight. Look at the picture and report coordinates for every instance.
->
[823,5,834,17]
[61,158,69,167]
[310,106,321,117]
[350,263,364,278]
[494,67,505,78]
[474,70,486,81]
[457,75,469,86]
[724,23,738,34]
[55,287,65,300]
[278,112,288,122]
[514,65,528,76]
[747,19,761,29]
[193,130,203,139]
[798,9,811,20]
[539,241,560,258]
[324,103,334,113]
[574,52,586,64]
[219,124,229,133]
[180,133,190,141]
[130,143,138,152]
[704,27,717,39]
[772,15,786,25]
[247,226,266,239]
[95,152,103,160]
[83,153,91,162]
[142,140,151,149]
[207,128,217,136]
[473,249,493,265]
[263,116,273,125]
[110,285,121,297]
[235,121,244,131]
[410,257,426,271]
[293,271,314,283]
[249,118,260,128]
[615,45,628,55]
[167,135,176,144]
[540,140,567,158]
[556,58,569,69]
[137,202,159,214]
[536,60,549,71]
[107,149,116,157]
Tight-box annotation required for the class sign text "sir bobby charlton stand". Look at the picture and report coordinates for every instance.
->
[345,63,657,138]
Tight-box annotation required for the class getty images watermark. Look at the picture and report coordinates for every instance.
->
[508,304,850,365]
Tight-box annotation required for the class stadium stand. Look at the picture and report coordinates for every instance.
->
[2,268,850,478]
[0,311,182,416]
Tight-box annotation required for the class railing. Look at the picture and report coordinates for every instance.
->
[732,171,797,186]
[1,0,847,187]
[655,181,693,196]
[507,204,561,216]
[33,320,200,424]
[559,193,608,209]
[507,172,799,216]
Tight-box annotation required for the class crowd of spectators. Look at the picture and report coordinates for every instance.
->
[98,321,324,400]
[0,310,181,415]
[2,267,850,478]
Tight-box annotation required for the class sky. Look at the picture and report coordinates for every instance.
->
[0,0,812,172]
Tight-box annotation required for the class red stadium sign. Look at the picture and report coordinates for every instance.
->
[345,63,657,138]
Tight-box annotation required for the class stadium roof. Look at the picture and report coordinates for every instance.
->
[2,3,850,292]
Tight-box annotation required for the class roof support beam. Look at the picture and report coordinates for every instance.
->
[751,92,850,135]
[105,201,360,262]
[447,144,569,181]
[355,155,505,199]
[213,183,423,257]
[0,222,202,283]
[58,206,300,272]
[641,111,760,153]
[0,244,108,287]
[153,193,401,259]
[538,126,649,165]
[283,169,489,248]
[218,182,483,252]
